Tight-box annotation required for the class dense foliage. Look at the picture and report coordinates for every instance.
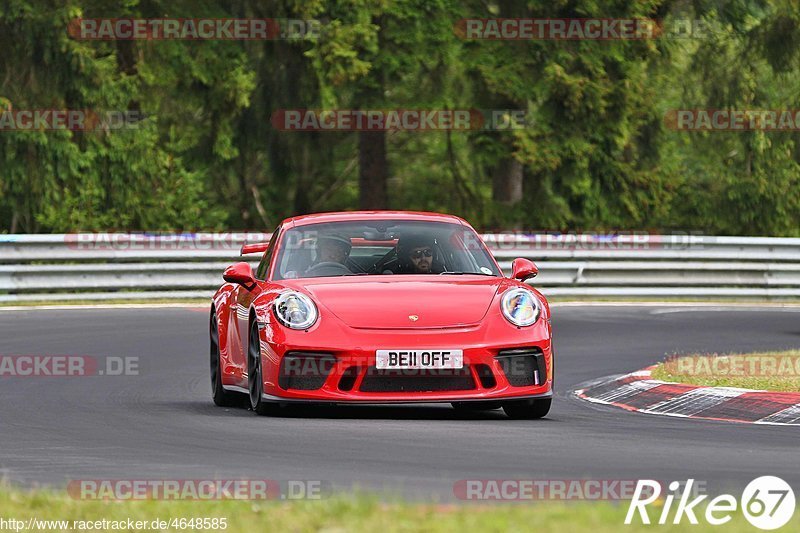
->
[1,0,799,234]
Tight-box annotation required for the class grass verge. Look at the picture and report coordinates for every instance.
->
[0,486,768,533]
[651,350,800,392]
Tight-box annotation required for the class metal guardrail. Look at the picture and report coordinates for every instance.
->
[1,233,799,301]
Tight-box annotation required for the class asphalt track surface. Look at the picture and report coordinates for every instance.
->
[1,304,799,499]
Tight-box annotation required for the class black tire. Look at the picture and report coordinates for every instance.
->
[211,309,241,407]
[502,398,552,420]
[247,319,283,416]
[451,401,502,412]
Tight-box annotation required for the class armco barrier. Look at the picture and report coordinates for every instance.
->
[0,233,799,301]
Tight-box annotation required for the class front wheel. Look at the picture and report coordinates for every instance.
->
[502,398,551,419]
[247,320,282,416]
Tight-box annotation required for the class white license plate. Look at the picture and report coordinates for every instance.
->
[376,349,463,370]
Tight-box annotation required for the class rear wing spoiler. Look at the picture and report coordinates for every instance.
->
[240,241,269,255]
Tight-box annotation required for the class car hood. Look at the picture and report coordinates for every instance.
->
[284,275,505,329]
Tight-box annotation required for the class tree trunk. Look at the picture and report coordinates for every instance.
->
[294,140,312,214]
[358,130,388,209]
[492,157,523,205]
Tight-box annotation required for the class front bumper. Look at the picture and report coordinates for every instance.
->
[257,321,553,403]
[261,390,553,404]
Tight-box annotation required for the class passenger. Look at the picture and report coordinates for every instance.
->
[397,234,436,274]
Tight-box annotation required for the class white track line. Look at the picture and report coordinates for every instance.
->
[0,303,207,311]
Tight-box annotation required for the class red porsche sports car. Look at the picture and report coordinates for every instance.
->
[210,211,553,419]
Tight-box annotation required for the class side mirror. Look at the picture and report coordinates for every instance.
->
[223,262,257,290]
[511,258,538,281]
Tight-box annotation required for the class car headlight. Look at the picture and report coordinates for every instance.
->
[501,288,541,327]
[274,292,318,330]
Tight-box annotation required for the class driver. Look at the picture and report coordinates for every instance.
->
[304,233,353,275]
[397,234,437,274]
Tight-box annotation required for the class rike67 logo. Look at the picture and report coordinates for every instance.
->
[626,476,795,530]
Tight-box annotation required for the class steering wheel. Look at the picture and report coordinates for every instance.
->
[304,262,353,277]
[370,248,399,274]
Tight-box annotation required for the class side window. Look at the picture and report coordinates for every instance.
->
[255,226,280,280]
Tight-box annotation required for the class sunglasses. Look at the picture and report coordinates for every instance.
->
[411,249,433,259]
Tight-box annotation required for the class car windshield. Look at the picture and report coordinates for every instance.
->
[273,220,502,280]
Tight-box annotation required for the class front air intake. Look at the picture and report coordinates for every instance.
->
[337,366,360,391]
[359,366,476,392]
[278,352,337,390]
[475,364,497,388]
[495,348,545,387]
